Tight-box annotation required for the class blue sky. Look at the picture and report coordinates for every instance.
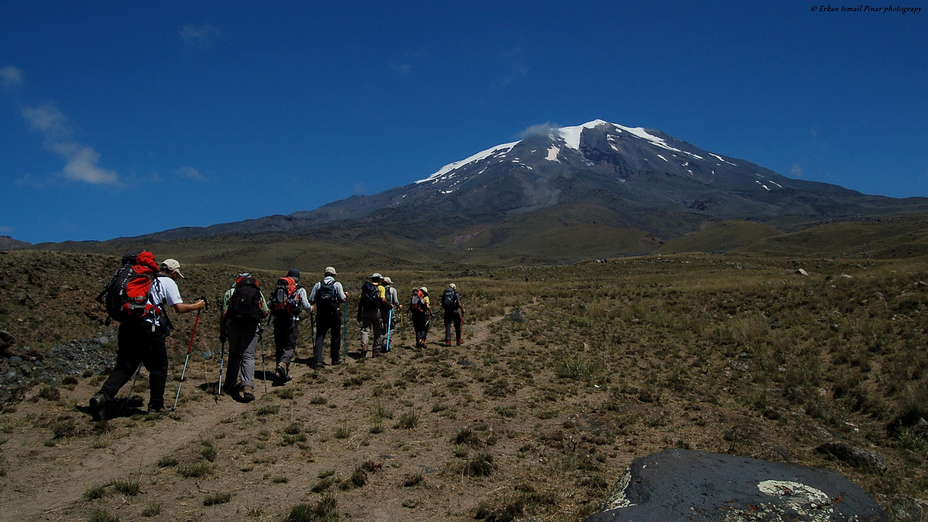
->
[2,1,926,244]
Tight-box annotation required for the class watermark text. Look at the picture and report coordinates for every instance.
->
[811,4,922,13]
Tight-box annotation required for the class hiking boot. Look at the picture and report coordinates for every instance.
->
[147,406,170,416]
[276,363,290,383]
[445,340,452,347]
[457,340,464,346]
[89,393,106,421]
[372,350,382,358]
[242,386,255,402]
[332,359,343,366]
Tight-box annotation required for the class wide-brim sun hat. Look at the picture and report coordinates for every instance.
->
[325,266,337,276]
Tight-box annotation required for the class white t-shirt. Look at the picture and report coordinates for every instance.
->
[147,275,183,326]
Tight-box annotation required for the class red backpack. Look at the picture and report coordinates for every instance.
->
[98,250,162,323]
[270,276,300,318]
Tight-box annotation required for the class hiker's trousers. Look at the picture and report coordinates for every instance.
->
[225,320,260,389]
[99,320,168,410]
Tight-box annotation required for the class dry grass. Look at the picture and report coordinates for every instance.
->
[1,249,927,520]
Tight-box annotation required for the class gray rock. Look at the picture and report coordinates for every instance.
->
[816,441,887,475]
[587,449,886,521]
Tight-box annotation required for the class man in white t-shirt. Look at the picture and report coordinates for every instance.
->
[90,258,206,419]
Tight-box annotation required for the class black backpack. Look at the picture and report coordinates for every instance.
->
[409,288,426,313]
[441,288,458,311]
[315,280,339,315]
[226,276,263,326]
[359,281,380,310]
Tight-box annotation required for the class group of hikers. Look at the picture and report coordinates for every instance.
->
[89,253,466,419]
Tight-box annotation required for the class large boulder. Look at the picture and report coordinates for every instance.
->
[586,449,886,521]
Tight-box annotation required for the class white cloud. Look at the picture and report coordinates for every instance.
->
[175,166,204,180]
[62,147,119,184]
[790,164,804,178]
[20,102,119,185]
[0,66,23,89]
[180,23,222,49]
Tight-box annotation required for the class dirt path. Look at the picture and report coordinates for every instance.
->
[1,314,506,522]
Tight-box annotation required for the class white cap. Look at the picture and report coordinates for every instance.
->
[161,259,184,278]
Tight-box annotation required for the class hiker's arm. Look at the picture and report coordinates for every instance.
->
[172,299,206,314]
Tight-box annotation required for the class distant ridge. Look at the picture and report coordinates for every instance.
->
[0,236,31,251]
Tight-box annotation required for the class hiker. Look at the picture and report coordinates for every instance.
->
[220,273,269,402]
[382,276,401,352]
[442,283,466,346]
[270,268,311,383]
[409,286,432,348]
[90,258,206,419]
[308,266,348,367]
[357,273,390,357]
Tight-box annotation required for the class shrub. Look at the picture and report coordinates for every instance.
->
[288,495,338,522]
[396,411,420,429]
[203,491,232,506]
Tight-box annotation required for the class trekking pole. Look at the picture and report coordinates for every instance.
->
[216,339,226,399]
[341,300,348,362]
[260,324,267,393]
[385,308,393,352]
[172,309,202,411]
[120,362,143,415]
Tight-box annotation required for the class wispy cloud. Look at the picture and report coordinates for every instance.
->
[180,23,223,49]
[20,102,119,185]
[391,63,413,76]
[0,66,23,89]
[496,44,529,87]
[518,122,559,139]
[175,166,204,180]
[790,164,804,178]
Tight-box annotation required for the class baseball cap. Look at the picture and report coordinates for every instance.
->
[161,259,184,278]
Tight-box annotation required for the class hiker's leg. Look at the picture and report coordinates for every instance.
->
[329,315,342,363]
[99,322,144,400]
[281,319,298,367]
[313,320,328,368]
[360,315,372,352]
[373,310,384,352]
[239,330,257,389]
[454,313,463,344]
[224,326,245,390]
[273,318,288,364]
[142,331,169,410]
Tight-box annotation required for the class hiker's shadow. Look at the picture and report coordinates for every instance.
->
[78,397,146,420]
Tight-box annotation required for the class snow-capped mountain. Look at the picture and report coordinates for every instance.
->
[290,119,916,234]
[138,119,928,257]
